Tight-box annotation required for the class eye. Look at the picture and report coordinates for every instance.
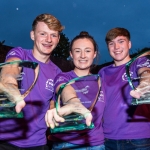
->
[108,42,114,46]
[51,34,58,37]
[85,49,91,52]
[74,49,81,53]
[75,50,80,53]
[40,32,46,36]
[119,40,124,43]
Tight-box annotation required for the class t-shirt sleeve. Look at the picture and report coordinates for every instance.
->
[53,73,70,101]
[135,56,150,72]
[5,47,25,61]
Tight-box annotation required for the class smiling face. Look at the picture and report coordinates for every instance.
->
[107,36,131,66]
[30,22,60,62]
[70,38,96,75]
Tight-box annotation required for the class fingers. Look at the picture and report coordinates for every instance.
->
[84,112,92,126]
[15,100,26,113]
[130,89,142,99]
[45,108,65,129]
[60,103,93,126]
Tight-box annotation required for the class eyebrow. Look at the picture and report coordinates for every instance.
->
[74,47,92,50]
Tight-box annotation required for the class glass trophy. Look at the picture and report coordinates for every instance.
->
[126,50,150,105]
[51,74,100,133]
[0,60,39,118]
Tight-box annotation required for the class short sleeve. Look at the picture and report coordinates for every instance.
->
[5,47,25,61]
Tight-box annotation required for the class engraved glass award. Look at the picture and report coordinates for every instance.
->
[126,50,150,105]
[51,74,100,133]
[0,60,39,118]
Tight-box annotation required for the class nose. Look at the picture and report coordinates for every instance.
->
[81,51,86,58]
[45,35,52,42]
[114,43,119,49]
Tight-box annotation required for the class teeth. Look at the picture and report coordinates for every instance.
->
[115,51,121,54]
[43,44,52,47]
[79,60,87,62]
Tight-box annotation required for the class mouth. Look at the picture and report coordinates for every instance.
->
[42,43,53,48]
[114,51,122,55]
[79,60,87,63]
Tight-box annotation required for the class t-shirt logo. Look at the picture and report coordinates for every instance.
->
[137,59,150,67]
[98,91,104,102]
[75,85,89,94]
[54,77,65,86]
[45,79,54,92]
[7,51,16,58]
[122,71,133,81]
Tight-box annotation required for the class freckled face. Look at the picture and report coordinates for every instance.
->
[107,36,131,66]
[70,38,96,71]
[30,22,60,56]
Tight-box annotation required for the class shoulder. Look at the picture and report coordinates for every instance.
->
[54,71,73,90]
[55,71,72,81]
[98,64,112,75]
[132,56,150,69]
[6,47,31,60]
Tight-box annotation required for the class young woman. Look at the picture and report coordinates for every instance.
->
[45,31,105,150]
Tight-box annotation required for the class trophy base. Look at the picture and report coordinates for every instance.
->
[131,98,150,105]
[0,107,23,118]
[0,111,23,118]
[0,100,24,118]
[50,122,94,133]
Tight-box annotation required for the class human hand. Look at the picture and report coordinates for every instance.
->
[45,108,65,129]
[130,81,150,99]
[0,82,26,113]
[58,102,93,127]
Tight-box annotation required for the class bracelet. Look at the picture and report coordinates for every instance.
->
[63,96,78,105]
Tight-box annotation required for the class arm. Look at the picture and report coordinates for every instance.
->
[0,57,26,113]
[130,67,150,98]
[45,83,92,129]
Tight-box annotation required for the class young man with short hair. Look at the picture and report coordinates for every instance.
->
[0,13,64,150]
[99,27,150,150]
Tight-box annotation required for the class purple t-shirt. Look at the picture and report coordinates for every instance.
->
[0,47,61,147]
[99,56,150,140]
[52,70,105,146]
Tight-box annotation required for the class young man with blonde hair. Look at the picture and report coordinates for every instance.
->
[0,13,64,150]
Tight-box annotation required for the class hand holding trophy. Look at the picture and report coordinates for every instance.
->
[50,74,100,133]
[0,60,39,118]
[126,50,150,105]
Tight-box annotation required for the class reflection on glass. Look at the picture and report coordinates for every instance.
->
[0,60,39,118]
[51,74,100,133]
[126,50,150,105]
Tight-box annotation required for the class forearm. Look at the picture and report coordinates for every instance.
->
[0,58,21,85]
[0,58,23,103]
[138,68,150,88]
[50,100,55,109]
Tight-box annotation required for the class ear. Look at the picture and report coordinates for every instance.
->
[93,51,97,59]
[129,41,131,49]
[30,31,35,41]
[70,51,73,58]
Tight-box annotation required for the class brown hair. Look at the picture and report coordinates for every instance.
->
[32,13,64,32]
[105,27,130,44]
[70,31,99,53]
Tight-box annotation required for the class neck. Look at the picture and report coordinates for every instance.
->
[114,56,131,66]
[73,68,90,77]
[32,50,50,63]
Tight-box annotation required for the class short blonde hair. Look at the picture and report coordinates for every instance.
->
[32,13,64,32]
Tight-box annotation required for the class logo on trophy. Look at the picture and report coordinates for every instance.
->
[0,60,39,118]
[126,50,150,105]
[51,74,100,133]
